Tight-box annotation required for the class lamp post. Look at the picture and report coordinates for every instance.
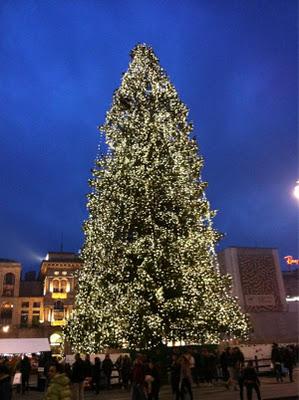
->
[293,180,299,200]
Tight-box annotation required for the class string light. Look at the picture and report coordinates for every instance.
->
[64,44,250,352]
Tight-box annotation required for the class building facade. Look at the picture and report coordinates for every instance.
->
[218,247,299,343]
[0,247,298,351]
[0,253,82,353]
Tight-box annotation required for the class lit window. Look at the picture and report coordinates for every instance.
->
[2,273,15,296]
[20,312,29,327]
[0,302,13,323]
[60,280,67,293]
[54,271,59,276]
[62,271,67,276]
[53,279,60,293]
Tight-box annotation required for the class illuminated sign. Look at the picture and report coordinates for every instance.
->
[284,256,299,266]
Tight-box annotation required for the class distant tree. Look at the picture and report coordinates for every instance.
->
[64,44,250,352]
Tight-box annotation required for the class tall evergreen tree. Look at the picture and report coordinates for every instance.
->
[64,44,249,352]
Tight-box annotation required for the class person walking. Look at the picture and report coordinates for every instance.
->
[44,363,72,400]
[71,353,85,400]
[242,361,261,400]
[0,365,12,400]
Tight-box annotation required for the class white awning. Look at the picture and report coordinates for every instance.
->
[0,338,50,354]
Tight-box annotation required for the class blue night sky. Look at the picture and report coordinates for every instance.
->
[0,0,297,272]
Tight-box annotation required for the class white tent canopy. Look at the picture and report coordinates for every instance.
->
[0,338,50,354]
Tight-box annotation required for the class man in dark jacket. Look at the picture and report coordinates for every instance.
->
[71,354,85,400]
[0,365,12,400]
[170,354,181,400]
[271,343,283,383]
[102,354,113,389]
[283,346,296,383]
[93,357,102,394]
[19,355,31,394]
[242,361,261,400]
[132,355,146,400]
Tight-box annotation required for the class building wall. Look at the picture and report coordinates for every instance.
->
[218,247,297,343]
[218,247,287,313]
[0,253,82,344]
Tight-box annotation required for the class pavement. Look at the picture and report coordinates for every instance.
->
[13,370,299,400]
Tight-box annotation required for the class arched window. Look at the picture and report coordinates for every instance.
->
[2,273,15,296]
[60,280,67,293]
[4,273,15,285]
[53,279,60,293]
[0,302,13,323]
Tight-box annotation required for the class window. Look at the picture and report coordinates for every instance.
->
[54,301,64,311]
[2,273,15,296]
[4,273,15,285]
[22,302,29,308]
[53,279,60,293]
[62,271,67,276]
[53,301,64,321]
[32,312,40,327]
[33,302,40,308]
[0,302,13,323]
[20,311,29,327]
[54,271,59,276]
[60,280,67,293]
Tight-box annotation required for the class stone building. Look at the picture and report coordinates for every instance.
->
[0,247,298,352]
[218,247,299,343]
[0,252,82,354]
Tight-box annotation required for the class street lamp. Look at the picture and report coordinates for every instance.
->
[293,180,299,200]
[2,325,10,333]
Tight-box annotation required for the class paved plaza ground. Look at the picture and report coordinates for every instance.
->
[13,369,299,400]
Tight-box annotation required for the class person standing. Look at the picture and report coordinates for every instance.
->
[180,354,193,400]
[131,355,146,400]
[233,347,245,400]
[0,365,12,400]
[271,343,283,383]
[220,348,230,382]
[283,346,296,383]
[19,355,31,394]
[170,354,181,400]
[83,355,93,390]
[102,354,114,389]
[145,360,160,400]
[44,363,71,400]
[242,361,261,400]
[121,355,132,390]
[71,354,85,400]
[93,357,102,394]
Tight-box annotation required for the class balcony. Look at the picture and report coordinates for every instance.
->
[51,320,66,326]
[51,292,67,299]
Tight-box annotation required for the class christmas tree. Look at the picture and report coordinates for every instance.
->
[64,44,250,352]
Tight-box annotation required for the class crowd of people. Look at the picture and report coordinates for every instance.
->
[0,343,297,400]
